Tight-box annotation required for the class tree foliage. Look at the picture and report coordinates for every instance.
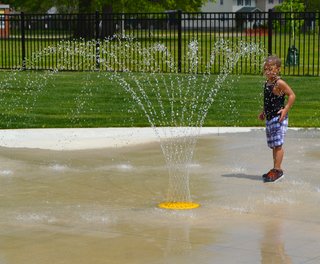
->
[274,0,306,42]
[2,0,53,12]
[304,0,320,11]
[275,0,305,12]
[2,0,212,13]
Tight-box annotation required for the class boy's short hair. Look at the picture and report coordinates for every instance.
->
[265,55,281,68]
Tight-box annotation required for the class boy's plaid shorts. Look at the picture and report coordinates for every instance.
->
[265,115,288,148]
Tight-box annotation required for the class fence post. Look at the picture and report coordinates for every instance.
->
[268,9,273,56]
[95,10,100,70]
[21,12,26,70]
[319,12,320,76]
[177,10,182,73]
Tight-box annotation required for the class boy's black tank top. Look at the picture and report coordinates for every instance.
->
[264,79,285,121]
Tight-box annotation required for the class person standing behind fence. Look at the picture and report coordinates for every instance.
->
[258,55,296,183]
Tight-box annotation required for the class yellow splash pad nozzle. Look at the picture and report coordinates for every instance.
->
[158,201,200,210]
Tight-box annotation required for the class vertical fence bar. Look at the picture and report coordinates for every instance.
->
[307,13,311,75]
[268,9,273,56]
[276,12,286,70]
[52,14,56,70]
[205,13,208,73]
[297,12,300,76]
[283,12,287,75]
[95,10,100,70]
[21,12,26,70]
[2,14,6,67]
[168,12,171,73]
[177,10,182,73]
[288,12,292,75]
[311,12,315,76]
[186,13,190,72]
[302,12,305,76]
[15,14,19,68]
[318,12,320,76]
[0,15,2,67]
[37,14,41,70]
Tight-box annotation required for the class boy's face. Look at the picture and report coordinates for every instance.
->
[263,62,280,79]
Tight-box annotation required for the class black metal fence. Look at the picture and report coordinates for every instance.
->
[0,10,319,76]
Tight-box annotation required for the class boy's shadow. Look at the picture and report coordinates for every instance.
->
[222,173,261,181]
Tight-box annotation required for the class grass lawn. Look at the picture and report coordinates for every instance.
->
[0,70,319,128]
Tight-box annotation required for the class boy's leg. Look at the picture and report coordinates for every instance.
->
[267,116,288,169]
[264,116,287,182]
[264,146,284,182]
[273,145,284,170]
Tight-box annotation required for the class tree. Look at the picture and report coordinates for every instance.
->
[3,0,212,13]
[4,0,215,38]
[79,0,212,13]
[2,0,54,12]
[274,0,305,13]
[274,0,305,43]
[4,0,216,39]
[275,0,306,66]
[304,0,320,11]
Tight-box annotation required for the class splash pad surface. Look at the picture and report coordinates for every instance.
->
[0,127,320,263]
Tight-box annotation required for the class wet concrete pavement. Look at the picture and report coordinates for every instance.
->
[0,128,319,264]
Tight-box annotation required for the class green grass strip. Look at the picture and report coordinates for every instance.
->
[0,71,319,128]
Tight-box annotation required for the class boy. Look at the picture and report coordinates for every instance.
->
[258,55,296,183]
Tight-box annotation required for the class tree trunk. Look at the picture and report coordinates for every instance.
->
[75,0,95,39]
[101,4,115,38]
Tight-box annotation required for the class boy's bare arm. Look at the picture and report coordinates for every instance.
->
[276,79,296,122]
